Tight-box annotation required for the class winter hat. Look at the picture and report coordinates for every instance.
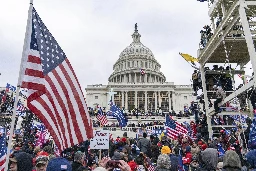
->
[246,150,256,168]
[12,152,33,171]
[36,151,49,167]
[201,144,208,151]
[161,146,171,154]
[46,157,72,171]
[223,150,241,169]
[198,141,203,146]
[157,154,171,169]
[121,137,127,143]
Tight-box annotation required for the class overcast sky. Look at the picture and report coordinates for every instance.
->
[1,1,215,90]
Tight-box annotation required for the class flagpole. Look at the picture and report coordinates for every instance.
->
[4,0,33,170]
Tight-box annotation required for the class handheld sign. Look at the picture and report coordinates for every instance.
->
[90,130,109,149]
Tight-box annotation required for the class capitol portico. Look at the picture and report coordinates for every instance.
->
[85,25,193,113]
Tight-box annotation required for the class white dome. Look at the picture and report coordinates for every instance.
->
[119,42,154,59]
[119,30,154,60]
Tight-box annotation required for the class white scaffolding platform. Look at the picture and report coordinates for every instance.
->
[198,0,256,138]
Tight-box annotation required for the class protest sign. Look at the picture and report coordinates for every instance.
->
[90,129,109,149]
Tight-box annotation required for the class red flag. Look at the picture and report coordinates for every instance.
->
[19,7,93,151]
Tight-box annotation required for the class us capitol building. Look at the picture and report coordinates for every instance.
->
[85,25,193,113]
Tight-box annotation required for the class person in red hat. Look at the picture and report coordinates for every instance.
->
[35,151,49,171]
[201,144,208,151]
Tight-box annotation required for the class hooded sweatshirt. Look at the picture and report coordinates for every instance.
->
[198,148,218,171]
[223,150,241,171]
[14,152,33,171]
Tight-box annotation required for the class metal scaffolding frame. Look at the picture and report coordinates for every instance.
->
[198,0,256,138]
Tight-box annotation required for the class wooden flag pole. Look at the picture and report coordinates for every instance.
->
[4,0,33,170]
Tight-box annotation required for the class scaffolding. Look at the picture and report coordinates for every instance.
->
[198,0,256,138]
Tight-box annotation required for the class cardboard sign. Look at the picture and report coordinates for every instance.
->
[90,129,109,149]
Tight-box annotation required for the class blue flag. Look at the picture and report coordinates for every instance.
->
[217,144,225,157]
[6,83,16,92]
[108,104,127,127]
[249,115,256,149]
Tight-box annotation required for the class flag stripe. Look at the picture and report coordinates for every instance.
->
[52,66,79,144]
[49,68,76,146]
[65,60,92,138]
[28,55,41,64]
[22,82,45,92]
[45,75,72,147]
[29,96,63,149]
[25,68,44,78]
[64,60,92,138]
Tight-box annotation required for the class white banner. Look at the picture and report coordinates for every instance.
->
[90,129,109,149]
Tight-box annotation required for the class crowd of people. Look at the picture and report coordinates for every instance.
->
[5,125,256,171]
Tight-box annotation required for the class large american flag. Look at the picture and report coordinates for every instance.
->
[19,7,93,151]
[165,115,188,139]
[0,129,6,171]
[96,107,108,126]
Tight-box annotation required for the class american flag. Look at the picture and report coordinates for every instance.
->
[140,68,145,75]
[16,101,26,116]
[96,107,108,126]
[165,115,188,140]
[0,129,6,171]
[19,7,93,151]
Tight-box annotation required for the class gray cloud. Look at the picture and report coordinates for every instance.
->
[0,0,211,89]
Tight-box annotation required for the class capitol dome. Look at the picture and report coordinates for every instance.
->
[108,24,166,83]
[119,31,155,60]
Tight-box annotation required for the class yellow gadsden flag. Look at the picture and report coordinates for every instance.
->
[179,52,198,65]
[159,131,165,141]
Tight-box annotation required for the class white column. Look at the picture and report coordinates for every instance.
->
[200,64,212,138]
[125,91,128,111]
[122,91,124,108]
[134,91,138,109]
[155,75,157,82]
[126,74,128,82]
[154,91,157,111]
[140,74,142,83]
[168,91,171,112]
[239,1,256,87]
[158,91,161,108]
[135,73,137,83]
[129,73,131,83]
[145,73,148,83]
[172,93,176,112]
[144,91,148,112]
[120,74,122,82]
